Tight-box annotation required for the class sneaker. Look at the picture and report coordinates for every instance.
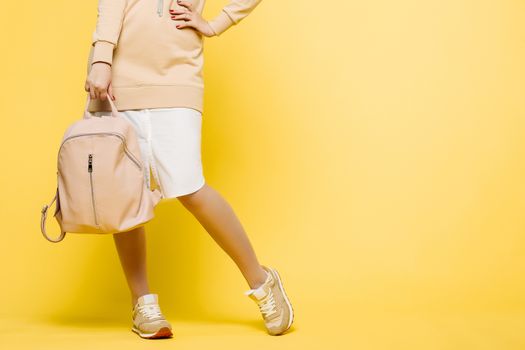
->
[131,293,173,339]
[244,265,294,335]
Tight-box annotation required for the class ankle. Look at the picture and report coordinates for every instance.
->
[131,296,139,308]
[131,291,151,308]
[248,267,269,290]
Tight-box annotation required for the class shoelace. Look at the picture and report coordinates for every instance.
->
[256,289,278,318]
[137,304,163,320]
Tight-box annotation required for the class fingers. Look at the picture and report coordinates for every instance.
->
[99,90,109,101]
[87,83,114,101]
[170,6,194,28]
[175,0,193,11]
[170,10,195,29]
[171,13,192,21]
[175,21,194,29]
[108,82,115,101]
[170,8,191,15]
[89,84,97,100]
[170,6,192,20]
[170,0,201,31]
[91,80,108,100]
[87,84,105,100]
[86,69,113,101]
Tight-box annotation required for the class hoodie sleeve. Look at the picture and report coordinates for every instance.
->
[207,0,263,37]
[91,0,127,65]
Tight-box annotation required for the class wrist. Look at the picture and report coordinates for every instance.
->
[205,22,217,37]
[91,41,115,66]
[207,10,235,36]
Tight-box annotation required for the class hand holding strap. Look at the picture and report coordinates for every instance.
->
[83,92,121,120]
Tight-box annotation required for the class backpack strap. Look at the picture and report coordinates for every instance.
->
[40,188,66,243]
[83,92,121,120]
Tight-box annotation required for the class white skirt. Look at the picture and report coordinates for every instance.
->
[94,107,205,199]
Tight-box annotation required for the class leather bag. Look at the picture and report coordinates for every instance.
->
[40,94,163,242]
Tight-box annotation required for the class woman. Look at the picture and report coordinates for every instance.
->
[84,0,293,339]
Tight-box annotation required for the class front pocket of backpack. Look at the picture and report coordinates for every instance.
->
[87,153,100,227]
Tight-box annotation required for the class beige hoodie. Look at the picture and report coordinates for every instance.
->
[86,0,262,113]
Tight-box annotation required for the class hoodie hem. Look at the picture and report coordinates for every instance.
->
[87,84,204,114]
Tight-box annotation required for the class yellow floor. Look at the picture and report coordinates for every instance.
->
[2,308,524,350]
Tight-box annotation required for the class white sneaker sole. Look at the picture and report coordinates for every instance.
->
[131,325,173,339]
[269,268,295,333]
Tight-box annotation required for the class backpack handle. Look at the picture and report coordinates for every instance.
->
[83,92,121,120]
[40,187,66,243]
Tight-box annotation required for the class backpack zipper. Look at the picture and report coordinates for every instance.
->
[88,153,99,227]
[59,132,142,170]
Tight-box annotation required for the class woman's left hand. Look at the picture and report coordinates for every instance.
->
[170,0,216,37]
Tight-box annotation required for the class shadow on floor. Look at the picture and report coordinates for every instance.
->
[35,311,272,334]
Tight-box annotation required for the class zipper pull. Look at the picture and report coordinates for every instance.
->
[88,154,93,172]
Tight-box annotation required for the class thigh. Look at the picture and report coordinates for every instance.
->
[147,107,205,199]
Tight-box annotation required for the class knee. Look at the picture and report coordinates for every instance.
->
[178,182,207,207]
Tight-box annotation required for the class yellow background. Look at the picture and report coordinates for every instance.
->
[1,0,525,349]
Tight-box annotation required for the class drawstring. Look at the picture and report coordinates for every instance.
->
[157,0,163,17]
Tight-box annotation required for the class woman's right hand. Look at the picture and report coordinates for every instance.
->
[84,62,115,101]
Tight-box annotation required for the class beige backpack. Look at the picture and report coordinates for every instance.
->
[40,94,163,243]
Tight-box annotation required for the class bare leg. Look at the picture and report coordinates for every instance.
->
[178,183,268,289]
[113,225,151,308]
